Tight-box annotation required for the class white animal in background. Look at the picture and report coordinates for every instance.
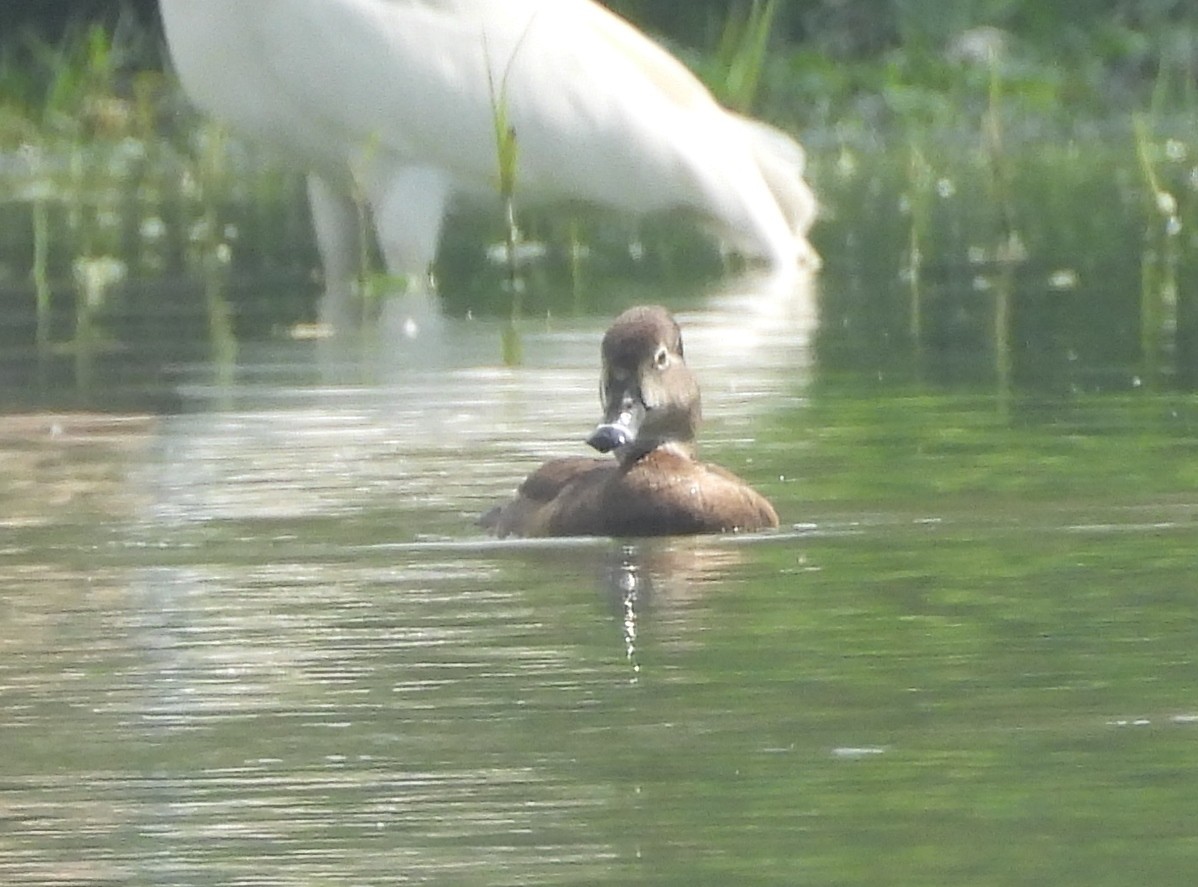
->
[160,0,818,330]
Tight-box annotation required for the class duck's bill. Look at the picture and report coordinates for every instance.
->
[586,400,645,453]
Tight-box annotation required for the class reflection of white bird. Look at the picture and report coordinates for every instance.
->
[160,0,818,328]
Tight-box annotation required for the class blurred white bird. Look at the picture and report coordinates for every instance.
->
[161,0,818,329]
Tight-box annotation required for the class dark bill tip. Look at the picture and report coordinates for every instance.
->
[586,422,630,453]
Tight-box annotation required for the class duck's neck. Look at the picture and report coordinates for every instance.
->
[616,439,695,466]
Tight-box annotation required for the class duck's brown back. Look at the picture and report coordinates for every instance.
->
[591,450,778,537]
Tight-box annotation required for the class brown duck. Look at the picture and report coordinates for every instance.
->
[481,305,779,537]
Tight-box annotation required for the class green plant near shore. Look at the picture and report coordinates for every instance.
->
[2,22,145,363]
[711,0,780,112]
[812,25,1198,392]
[1,19,308,362]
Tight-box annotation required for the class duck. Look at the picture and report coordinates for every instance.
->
[481,305,780,537]
[159,1,817,330]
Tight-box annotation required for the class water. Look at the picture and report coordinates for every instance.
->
[4,191,1198,882]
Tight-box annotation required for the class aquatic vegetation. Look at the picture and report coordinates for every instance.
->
[1133,115,1181,385]
[806,4,1198,394]
[484,30,525,365]
[710,0,781,113]
[2,4,1198,389]
[0,18,309,378]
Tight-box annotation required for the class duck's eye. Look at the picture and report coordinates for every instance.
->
[653,346,670,369]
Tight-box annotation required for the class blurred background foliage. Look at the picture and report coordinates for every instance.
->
[2,0,1196,130]
[2,0,1197,367]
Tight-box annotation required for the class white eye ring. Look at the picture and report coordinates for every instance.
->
[654,346,670,369]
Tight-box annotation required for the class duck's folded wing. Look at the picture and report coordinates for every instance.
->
[479,457,610,537]
[516,457,611,502]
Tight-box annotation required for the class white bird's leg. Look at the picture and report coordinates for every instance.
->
[370,165,451,286]
[307,173,364,332]
[368,165,451,340]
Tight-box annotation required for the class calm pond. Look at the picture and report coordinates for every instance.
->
[3,141,1198,884]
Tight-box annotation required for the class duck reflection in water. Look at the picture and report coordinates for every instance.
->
[596,540,775,680]
[481,305,779,537]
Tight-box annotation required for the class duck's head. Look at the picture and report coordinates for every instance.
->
[586,305,701,463]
